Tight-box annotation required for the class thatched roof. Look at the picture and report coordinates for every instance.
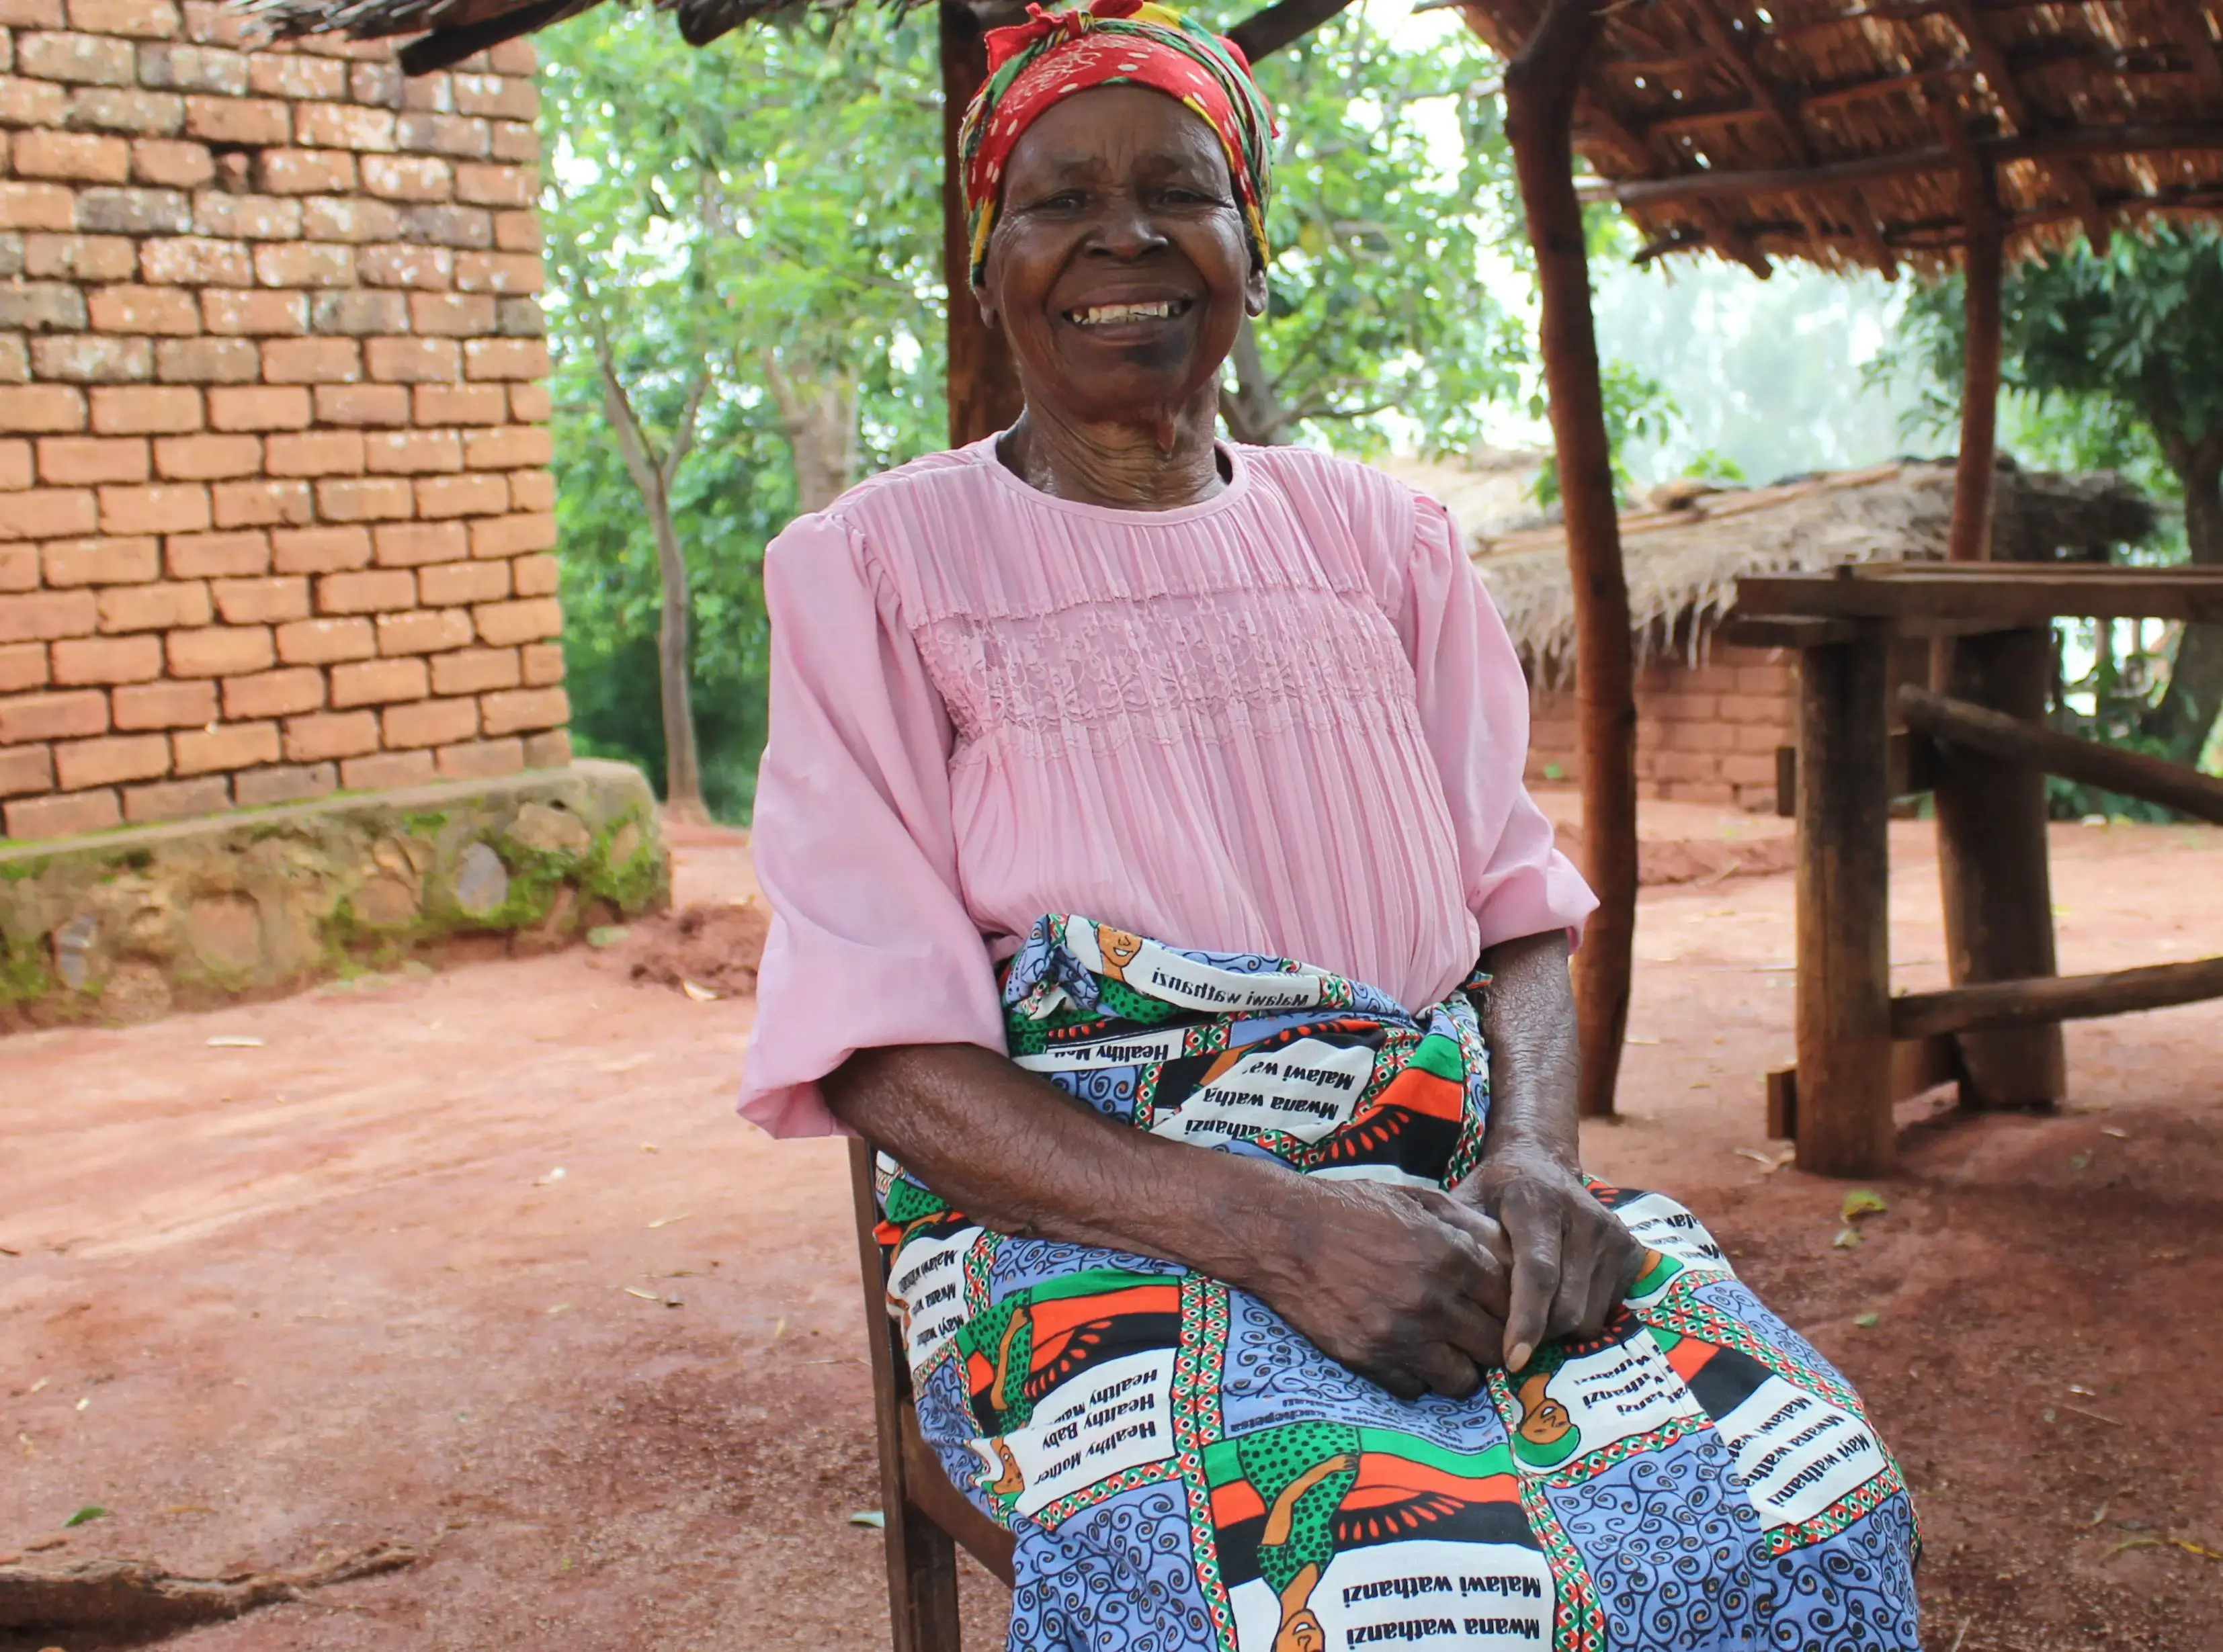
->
[1450,0,2223,275]
[1412,455,2154,675]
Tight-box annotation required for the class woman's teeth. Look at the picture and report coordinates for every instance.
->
[1070,300,1185,326]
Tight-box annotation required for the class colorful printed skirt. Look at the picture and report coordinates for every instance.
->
[875,916,1921,1651]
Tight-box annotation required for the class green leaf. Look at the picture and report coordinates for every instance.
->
[64,1504,108,1526]
[1832,1227,1864,1250]
[1853,1311,1880,1328]
[1840,1188,1888,1223]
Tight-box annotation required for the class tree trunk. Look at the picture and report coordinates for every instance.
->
[2142,445,2223,763]
[766,358,862,515]
[646,474,709,825]
[1218,316,1294,446]
[1499,0,1634,1119]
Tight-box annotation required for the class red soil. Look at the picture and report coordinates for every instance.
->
[3,818,2219,1651]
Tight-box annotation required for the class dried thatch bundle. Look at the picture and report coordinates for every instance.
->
[1394,456,2154,681]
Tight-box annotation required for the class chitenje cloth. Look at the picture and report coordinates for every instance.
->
[874,916,1923,1652]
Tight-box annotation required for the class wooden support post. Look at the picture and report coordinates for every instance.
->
[1945,150,2003,566]
[1501,0,1634,1119]
[940,1,1024,449]
[1794,629,1895,1176]
[1934,627,2066,1108]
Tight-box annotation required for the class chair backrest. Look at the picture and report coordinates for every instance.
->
[847,1137,1015,1652]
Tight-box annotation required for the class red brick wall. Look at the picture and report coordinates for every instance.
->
[1525,642,1796,812]
[0,0,565,841]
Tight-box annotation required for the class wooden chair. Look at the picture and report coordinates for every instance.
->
[847,1139,1016,1652]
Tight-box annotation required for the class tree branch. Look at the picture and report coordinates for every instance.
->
[1228,0,1359,62]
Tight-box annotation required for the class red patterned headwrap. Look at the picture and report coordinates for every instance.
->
[957,0,1277,286]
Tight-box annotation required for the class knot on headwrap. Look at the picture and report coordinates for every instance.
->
[957,0,1277,286]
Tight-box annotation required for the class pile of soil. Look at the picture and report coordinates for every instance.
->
[625,900,771,998]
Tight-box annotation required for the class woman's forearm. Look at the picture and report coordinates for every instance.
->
[1474,928,1581,1170]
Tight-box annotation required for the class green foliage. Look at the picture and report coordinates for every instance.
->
[1529,361,1679,508]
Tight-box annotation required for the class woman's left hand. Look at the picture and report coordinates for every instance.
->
[1458,1147,1644,1373]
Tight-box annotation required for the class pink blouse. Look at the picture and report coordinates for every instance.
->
[737,436,1595,1137]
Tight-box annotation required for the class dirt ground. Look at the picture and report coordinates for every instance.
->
[3,812,2220,1651]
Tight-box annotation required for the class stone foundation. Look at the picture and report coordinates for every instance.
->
[0,754,665,1027]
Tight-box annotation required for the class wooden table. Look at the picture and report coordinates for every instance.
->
[1722,563,2223,1177]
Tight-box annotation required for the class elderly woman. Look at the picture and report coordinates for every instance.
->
[739,4,1919,1647]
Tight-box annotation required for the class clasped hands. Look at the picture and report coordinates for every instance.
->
[1253,1146,1645,1403]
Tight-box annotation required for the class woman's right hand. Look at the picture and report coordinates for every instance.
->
[1240,1177,1514,1402]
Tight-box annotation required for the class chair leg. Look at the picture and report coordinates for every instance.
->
[882,1502,964,1652]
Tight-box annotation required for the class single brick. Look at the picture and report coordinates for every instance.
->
[209,572,306,623]
[427,642,515,695]
[509,552,557,599]
[378,691,474,749]
[413,382,503,425]
[206,384,310,430]
[54,729,168,788]
[507,382,547,423]
[433,735,519,779]
[270,523,368,573]
[1,487,99,541]
[0,74,71,128]
[347,59,401,106]
[294,101,394,152]
[186,189,301,241]
[301,194,401,244]
[122,771,229,821]
[155,335,259,383]
[220,664,321,718]
[140,231,253,284]
[404,292,492,339]
[489,124,536,168]
[0,684,105,741]
[415,556,504,605]
[11,128,130,183]
[395,202,487,248]
[0,439,27,490]
[253,239,354,288]
[0,546,32,591]
[395,111,489,159]
[413,471,504,519]
[507,470,553,512]
[333,746,431,789]
[0,741,56,797]
[467,511,553,559]
[0,181,77,231]
[73,183,192,234]
[314,475,411,523]
[365,335,458,384]
[365,519,461,570]
[254,146,353,195]
[163,527,265,577]
[98,479,209,535]
[23,231,137,281]
[485,39,534,75]
[450,71,534,122]
[315,566,411,615]
[0,384,86,433]
[519,640,562,686]
[134,41,247,95]
[85,283,200,335]
[164,619,269,676]
[494,295,544,337]
[361,153,452,202]
[50,629,161,683]
[89,382,199,433]
[312,382,407,427]
[0,636,51,692]
[478,683,564,737]
[520,727,569,769]
[265,428,364,477]
[307,288,407,336]
[470,597,559,650]
[211,476,312,528]
[274,612,370,663]
[366,428,460,475]
[0,279,87,332]
[0,336,26,386]
[282,707,375,760]
[66,0,180,38]
[358,241,453,290]
[129,137,214,187]
[245,51,343,99]
[97,576,210,632]
[153,431,259,479]
[329,652,425,708]
[200,286,306,335]
[110,675,215,728]
[230,758,333,804]
[460,423,550,470]
[170,715,276,773]
[40,530,157,582]
[5,785,120,836]
[260,335,361,385]
[17,30,136,85]
[67,84,187,137]
[32,333,155,383]
[375,605,470,656]
[37,433,151,484]
[452,159,531,207]
[453,249,539,294]
[181,92,288,146]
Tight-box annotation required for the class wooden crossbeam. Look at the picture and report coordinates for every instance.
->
[2158,0,2223,103]
[1735,564,2223,625]
[1899,685,2223,822]
[1939,0,2113,248]
[1890,955,2223,1038]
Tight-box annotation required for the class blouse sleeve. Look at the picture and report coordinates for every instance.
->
[737,511,1006,1137]
[1398,492,1599,951]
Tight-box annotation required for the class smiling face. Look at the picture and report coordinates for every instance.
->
[978,84,1266,427]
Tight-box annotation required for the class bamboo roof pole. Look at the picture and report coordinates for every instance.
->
[1479,0,1636,1118]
